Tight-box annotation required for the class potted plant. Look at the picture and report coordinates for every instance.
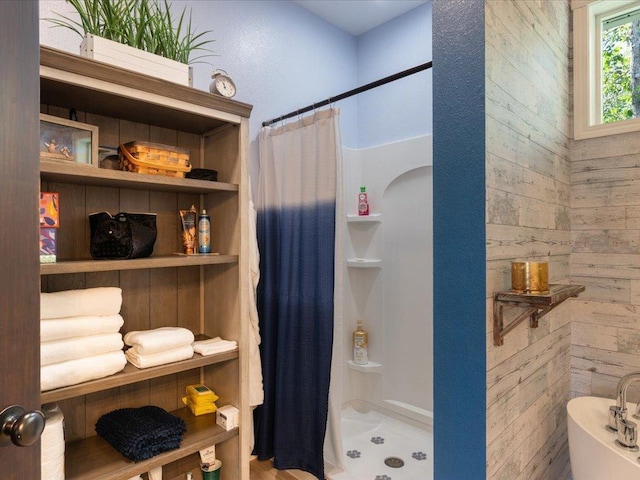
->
[46,0,215,86]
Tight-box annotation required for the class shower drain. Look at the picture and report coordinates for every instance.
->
[384,456,405,468]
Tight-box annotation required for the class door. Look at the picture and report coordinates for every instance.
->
[0,0,42,478]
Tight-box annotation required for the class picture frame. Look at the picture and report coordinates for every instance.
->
[39,113,99,166]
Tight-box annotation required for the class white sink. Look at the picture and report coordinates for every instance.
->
[567,396,640,479]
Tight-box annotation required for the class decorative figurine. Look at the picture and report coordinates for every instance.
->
[45,139,59,153]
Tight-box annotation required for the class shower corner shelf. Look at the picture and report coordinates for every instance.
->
[347,258,382,268]
[347,360,382,373]
[347,213,382,223]
[493,284,585,346]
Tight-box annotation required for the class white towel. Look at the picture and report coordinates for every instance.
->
[41,351,126,391]
[41,403,65,480]
[123,327,195,354]
[125,344,194,369]
[41,333,124,366]
[193,337,237,356]
[41,287,122,320]
[247,197,264,407]
[41,314,124,342]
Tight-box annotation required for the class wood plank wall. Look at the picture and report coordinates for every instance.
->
[485,1,573,479]
[570,129,640,401]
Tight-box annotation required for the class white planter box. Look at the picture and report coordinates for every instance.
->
[80,34,191,86]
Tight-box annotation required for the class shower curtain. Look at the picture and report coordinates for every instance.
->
[254,108,343,479]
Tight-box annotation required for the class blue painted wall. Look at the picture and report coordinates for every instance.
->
[356,1,433,148]
[433,0,486,478]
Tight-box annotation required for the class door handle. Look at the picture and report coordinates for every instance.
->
[0,405,45,447]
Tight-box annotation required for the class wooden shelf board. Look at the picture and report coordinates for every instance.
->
[65,407,238,480]
[40,159,238,193]
[40,46,252,134]
[41,349,239,403]
[41,254,238,275]
[494,284,585,307]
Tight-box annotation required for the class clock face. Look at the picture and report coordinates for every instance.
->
[215,76,236,98]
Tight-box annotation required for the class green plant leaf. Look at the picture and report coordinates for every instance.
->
[44,0,216,64]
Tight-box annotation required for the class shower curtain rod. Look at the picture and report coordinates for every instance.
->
[261,61,433,127]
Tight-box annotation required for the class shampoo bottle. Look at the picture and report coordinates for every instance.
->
[353,320,368,365]
[358,187,369,216]
[198,209,211,254]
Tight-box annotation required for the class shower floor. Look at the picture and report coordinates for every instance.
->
[328,402,433,480]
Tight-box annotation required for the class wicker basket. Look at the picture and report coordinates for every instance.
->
[119,141,191,178]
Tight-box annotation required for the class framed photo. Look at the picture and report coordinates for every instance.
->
[39,113,99,166]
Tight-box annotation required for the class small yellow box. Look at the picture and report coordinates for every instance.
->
[186,384,218,404]
[182,396,217,416]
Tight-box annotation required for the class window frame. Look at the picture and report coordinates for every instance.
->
[573,0,640,139]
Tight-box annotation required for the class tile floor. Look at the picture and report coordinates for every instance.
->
[328,402,433,480]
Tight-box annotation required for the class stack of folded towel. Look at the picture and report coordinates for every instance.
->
[192,336,238,356]
[40,287,127,391]
[124,327,195,369]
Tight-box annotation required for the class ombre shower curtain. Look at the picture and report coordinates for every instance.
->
[254,108,343,479]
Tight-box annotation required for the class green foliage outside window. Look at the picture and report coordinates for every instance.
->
[602,23,633,123]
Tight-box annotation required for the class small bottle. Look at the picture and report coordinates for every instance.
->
[358,187,369,216]
[353,320,368,365]
[198,209,211,254]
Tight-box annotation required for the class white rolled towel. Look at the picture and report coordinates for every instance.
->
[41,350,127,391]
[193,337,238,356]
[41,333,124,366]
[125,344,194,369]
[124,327,195,355]
[41,403,65,480]
[41,287,122,320]
[41,314,124,342]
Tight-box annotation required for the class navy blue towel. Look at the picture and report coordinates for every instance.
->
[95,405,186,462]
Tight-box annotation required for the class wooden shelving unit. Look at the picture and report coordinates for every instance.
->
[493,284,585,346]
[38,46,251,480]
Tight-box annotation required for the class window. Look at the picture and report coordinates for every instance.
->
[573,0,640,139]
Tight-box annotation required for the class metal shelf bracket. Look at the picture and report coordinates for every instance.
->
[493,284,585,346]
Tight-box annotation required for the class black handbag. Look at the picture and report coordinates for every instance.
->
[89,212,157,260]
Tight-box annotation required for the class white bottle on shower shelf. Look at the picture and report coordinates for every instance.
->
[353,320,368,365]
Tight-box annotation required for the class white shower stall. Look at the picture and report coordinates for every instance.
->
[327,134,433,480]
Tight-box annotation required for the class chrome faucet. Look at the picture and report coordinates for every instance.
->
[609,372,640,451]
